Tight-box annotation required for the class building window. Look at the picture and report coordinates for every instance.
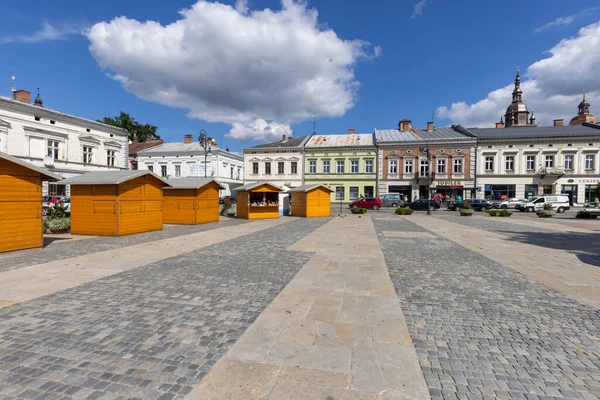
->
[420,159,429,175]
[309,160,316,174]
[453,158,463,173]
[147,165,153,172]
[161,165,167,177]
[436,159,446,174]
[526,155,536,171]
[389,160,398,174]
[323,160,330,173]
[351,160,359,173]
[404,159,413,174]
[585,154,595,170]
[175,165,181,177]
[365,160,373,173]
[291,161,298,174]
[505,155,514,171]
[106,150,116,166]
[336,160,344,174]
[265,162,271,175]
[564,155,573,170]
[47,140,59,159]
[231,166,234,178]
[335,186,344,200]
[349,187,359,200]
[278,162,284,174]
[484,156,494,171]
[252,162,259,174]
[545,155,555,168]
[82,146,93,164]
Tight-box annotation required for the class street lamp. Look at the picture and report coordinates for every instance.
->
[419,145,432,215]
[198,129,213,178]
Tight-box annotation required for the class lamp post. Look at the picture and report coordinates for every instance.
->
[419,145,432,215]
[198,129,213,178]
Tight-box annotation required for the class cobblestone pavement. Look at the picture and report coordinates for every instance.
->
[374,216,600,400]
[0,218,248,273]
[0,218,327,400]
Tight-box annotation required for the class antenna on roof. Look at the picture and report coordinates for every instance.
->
[11,76,16,92]
[432,109,435,125]
[313,119,316,134]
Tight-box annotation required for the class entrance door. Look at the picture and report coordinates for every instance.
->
[364,186,374,198]
[561,185,577,206]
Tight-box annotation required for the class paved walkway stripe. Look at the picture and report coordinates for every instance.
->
[0,218,293,308]
[187,215,430,400]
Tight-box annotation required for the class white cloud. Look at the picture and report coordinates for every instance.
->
[411,0,429,18]
[228,119,292,141]
[0,22,82,44]
[534,16,575,33]
[87,0,379,141]
[437,21,600,127]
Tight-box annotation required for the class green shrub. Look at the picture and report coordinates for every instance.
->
[576,210,592,219]
[542,203,553,211]
[48,202,68,219]
[460,202,472,210]
[487,209,500,216]
[351,207,367,214]
[395,207,413,215]
[42,217,49,234]
[499,209,512,217]
[537,210,554,218]
[220,201,233,215]
[47,217,71,233]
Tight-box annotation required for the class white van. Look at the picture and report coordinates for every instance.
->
[516,194,570,213]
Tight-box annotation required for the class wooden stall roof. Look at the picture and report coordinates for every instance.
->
[288,184,334,193]
[163,178,225,190]
[232,182,283,192]
[0,151,63,181]
[60,170,171,186]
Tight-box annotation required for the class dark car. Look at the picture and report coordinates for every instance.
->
[349,197,382,210]
[448,199,491,211]
[406,199,440,211]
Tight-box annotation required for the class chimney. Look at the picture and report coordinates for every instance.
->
[553,119,564,127]
[184,134,193,143]
[13,90,31,104]
[348,129,355,135]
[495,121,505,128]
[282,134,287,142]
[426,122,434,132]
[398,119,412,132]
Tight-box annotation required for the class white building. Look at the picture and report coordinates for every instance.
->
[137,134,244,196]
[0,89,128,196]
[242,134,309,189]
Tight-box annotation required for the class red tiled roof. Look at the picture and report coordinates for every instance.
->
[128,139,164,155]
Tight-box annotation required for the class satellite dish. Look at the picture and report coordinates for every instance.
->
[43,156,55,167]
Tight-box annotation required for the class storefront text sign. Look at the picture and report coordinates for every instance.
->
[436,180,464,186]
[579,178,600,184]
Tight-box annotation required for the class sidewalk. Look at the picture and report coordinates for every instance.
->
[187,216,430,400]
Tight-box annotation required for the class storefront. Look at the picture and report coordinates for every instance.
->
[233,182,282,219]
[560,185,578,206]
[524,184,538,199]
[484,184,516,200]
[432,180,476,200]
[388,185,412,200]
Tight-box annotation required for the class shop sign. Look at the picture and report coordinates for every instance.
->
[436,180,464,186]
[579,178,600,184]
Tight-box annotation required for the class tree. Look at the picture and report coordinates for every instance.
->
[98,112,160,142]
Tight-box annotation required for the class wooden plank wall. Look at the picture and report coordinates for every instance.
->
[195,184,220,224]
[163,189,196,224]
[71,185,118,235]
[118,176,163,235]
[236,190,249,219]
[0,159,43,252]
[306,189,331,217]
[291,192,307,217]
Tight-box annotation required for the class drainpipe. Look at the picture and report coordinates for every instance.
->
[473,143,478,199]
[375,145,379,196]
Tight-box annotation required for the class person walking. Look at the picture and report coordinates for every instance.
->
[457,195,463,203]
[595,197,600,209]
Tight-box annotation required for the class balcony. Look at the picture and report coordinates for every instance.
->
[538,166,565,178]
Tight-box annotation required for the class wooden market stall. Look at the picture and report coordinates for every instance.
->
[233,182,282,219]
[289,184,333,217]
[0,151,62,253]
[162,178,225,224]
[61,171,170,236]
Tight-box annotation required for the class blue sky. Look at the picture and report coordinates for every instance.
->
[1,0,599,151]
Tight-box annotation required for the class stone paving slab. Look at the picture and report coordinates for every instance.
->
[0,217,249,273]
[375,216,600,400]
[187,216,430,400]
[0,217,328,400]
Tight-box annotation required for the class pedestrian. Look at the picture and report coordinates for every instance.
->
[457,195,463,203]
[596,197,600,209]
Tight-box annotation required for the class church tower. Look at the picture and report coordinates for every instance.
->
[569,91,597,125]
[503,70,534,127]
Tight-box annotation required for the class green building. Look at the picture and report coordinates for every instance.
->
[303,130,377,204]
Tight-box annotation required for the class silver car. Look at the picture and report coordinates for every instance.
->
[378,193,402,207]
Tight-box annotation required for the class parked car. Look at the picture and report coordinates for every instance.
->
[516,195,570,213]
[447,199,491,211]
[349,197,382,210]
[406,199,440,211]
[491,198,524,209]
[378,193,402,207]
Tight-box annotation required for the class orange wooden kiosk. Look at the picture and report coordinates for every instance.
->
[162,178,225,225]
[234,182,282,219]
[289,184,333,217]
[61,171,170,236]
[0,151,62,253]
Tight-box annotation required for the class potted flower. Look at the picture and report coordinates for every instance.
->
[536,203,555,218]
[459,202,474,216]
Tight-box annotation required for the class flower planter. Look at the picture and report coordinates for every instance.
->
[536,210,555,218]
[459,209,474,216]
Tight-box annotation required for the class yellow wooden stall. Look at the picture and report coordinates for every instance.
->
[0,152,62,253]
[61,171,170,236]
[289,184,333,217]
[233,182,282,219]
[162,178,225,224]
